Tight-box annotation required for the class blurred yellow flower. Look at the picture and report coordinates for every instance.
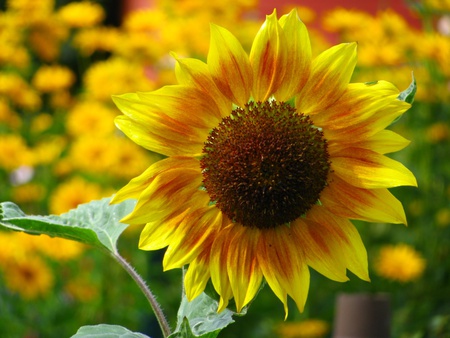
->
[73,26,121,56]
[435,208,450,227]
[6,0,54,22]
[0,98,21,129]
[108,137,158,179]
[375,244,426,282]
[11,183,45,203]
[0,134,33,170]
[426,122,449,143]
[31,136,67,165]
[83,58,155,101]
[27,17,68,62]
[69,136,116,174]
[49,176,104,214]
[57,1,105,28]
[65,274,99,302]
[37,236,86,261]
[277,319,329,338]
[2,255,54,299]
[66,101,117,136]
[32,65,76,93]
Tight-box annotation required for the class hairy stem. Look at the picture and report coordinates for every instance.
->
[113,251,172,338]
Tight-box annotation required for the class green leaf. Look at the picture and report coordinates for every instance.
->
[169,292,243,338]
[71,324,150,338]
[0,197,135,253]
[398,72,417,104]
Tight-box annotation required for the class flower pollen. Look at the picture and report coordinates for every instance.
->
[200,101,330,229]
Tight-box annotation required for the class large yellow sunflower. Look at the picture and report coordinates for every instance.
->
[111,9,417,316]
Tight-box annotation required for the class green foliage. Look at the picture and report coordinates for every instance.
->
[72,324,150,338]
[0,197,135,253]
[398,73,417,104]
[169,293,238,338]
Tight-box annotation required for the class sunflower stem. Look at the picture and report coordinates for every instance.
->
[113,251,172,338]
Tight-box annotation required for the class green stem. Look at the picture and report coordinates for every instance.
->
[113,251,172,338]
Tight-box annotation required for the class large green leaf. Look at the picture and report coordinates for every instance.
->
[0,197,135,253]
[71,324,150,338]
[169,292,243,338]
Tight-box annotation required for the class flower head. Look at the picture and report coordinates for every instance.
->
[374,243,426,282]
[112,10,416,316]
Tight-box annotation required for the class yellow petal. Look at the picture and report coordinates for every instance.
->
[113,93,209,157]
[307,206,370,281]
[321,173,408,224]
[208,24,252,107]
[296,43,357,115]
[184,250,212,301]
[173,55,231,119]
[313,81,402,130]
[250,9,287,102]
[163,207,221,270]
[112,156,197,204]
[292,218,349,282]
[139,209,190,251]
[274,10,311,101]
[121,158,207,225]
[210,224,234,312]
[332,147,418,189]
[226,224,263,313]
[348,130,411,154]
[257,227,310,318]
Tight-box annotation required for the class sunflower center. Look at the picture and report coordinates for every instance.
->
[200,101,330,229]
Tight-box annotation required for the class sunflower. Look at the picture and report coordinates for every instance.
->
[111,9,417,316]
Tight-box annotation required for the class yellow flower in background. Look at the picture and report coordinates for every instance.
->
[57,1,105,28]
[37,236,86,261]
[0,98,21,128]
[73,26,121,56]
[107,137,158,180]
[375,243,426,282]
[11,183,45,204]
[83,58,155,101]
[32,65,76,93]
[49,176,105,215]
[112,10,416,316]
[65,274,99,302]
[2,255,54,299]
[66,101,118,136]
[69,136,116,174]
[277,319,329,338]
[0,134,34,170]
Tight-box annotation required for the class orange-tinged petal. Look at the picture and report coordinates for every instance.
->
[332,147,417,189]
[210,224,234,312]
[274,10,311,101]
[184,250,212,301]
[321,173,408,224]
[111,156,197,204]
[296,42,357,115]
[113,93,208,157]
[257,227,310,317]
[174,55,232,119]
[137,85,221,129]
[250,9,287,102]
[226,224,263,312]
[139,209,190,251]
[208,23,252,107]
[313,81,402,130]
[292,218,349,282]
[121,158,207,225]
[347,130,411,154]
[163,207,221,270]
[307,206,370,281]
